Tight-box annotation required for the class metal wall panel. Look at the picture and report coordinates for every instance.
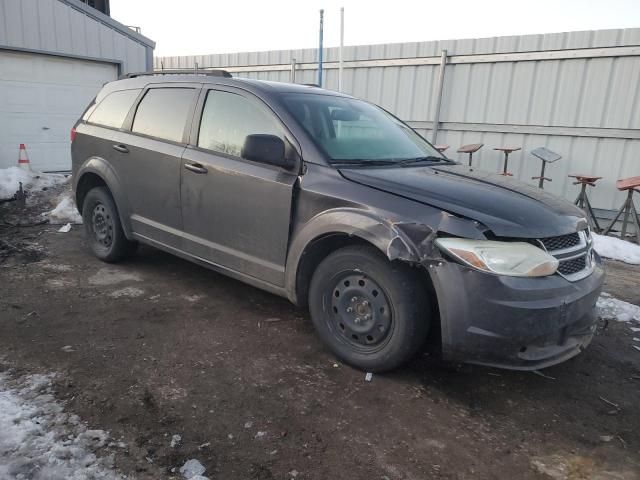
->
[156,28,640,212]
[0,0,153,72]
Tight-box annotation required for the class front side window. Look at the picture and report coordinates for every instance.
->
[198,90,284,158]
[132,88,196,143]
[283,93,444,165]
[87,89,141,129]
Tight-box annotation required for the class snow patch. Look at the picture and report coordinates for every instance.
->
[46,278,74,289]
[180,459,207,479]
[108,287,145,298]
[182,294,205,303]
[0,167,67,199]
[597,293,640,323]
[39,262,73,273]
[49,191,83,225]
[0,372,123,479]
[592,233,640,265]
[170,434,182,448]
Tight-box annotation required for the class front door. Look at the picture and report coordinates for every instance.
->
[180,87,299,286]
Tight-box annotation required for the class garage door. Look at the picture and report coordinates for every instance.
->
[0,50,118,171]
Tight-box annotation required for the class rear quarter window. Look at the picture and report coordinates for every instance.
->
[86,89,141,128]
[132,88,196,143]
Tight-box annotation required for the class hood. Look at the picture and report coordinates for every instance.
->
[339,163,587,238]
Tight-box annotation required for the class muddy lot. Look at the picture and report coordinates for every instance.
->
[1,209,639,479]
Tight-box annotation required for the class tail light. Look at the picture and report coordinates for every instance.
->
[70,127,77,143]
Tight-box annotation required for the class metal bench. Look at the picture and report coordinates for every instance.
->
[602,176,640,244]
[531,147,561,189]
[494,147,521,176]
[570,175,603,232]
[434,144,449,154]
[457,143,483,167]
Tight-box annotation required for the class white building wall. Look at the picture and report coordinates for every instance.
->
[0,0,155,170]
[0,0,153,73]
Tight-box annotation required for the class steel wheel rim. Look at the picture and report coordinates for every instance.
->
[91,203,114,248]
[328,272,393,352]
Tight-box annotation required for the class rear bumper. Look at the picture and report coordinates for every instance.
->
[429,259,604,370]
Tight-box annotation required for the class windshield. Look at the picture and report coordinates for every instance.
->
[282,93,445,165]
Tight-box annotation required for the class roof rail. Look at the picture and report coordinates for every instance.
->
[121,69,232,79]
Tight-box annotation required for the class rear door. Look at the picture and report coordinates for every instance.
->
[180,86,299,286]
[112,84,200,248]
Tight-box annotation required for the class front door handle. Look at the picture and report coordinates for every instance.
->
[184,162,208,174]
[112,144,129,153]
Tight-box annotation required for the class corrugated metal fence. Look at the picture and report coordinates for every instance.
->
[156,28,640,216]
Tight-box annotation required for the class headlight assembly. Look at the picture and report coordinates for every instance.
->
[435,238,559,277]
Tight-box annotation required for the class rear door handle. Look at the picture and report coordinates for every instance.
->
[112,144,129,153]
[184,162,208,174]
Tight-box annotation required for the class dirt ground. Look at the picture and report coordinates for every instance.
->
[1,196,639,480]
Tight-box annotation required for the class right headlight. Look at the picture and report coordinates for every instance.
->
[435,238,559,277]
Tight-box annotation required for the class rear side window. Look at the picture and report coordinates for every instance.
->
[198,90,284,157]
[87,89,141,128]
[132,88,196,143]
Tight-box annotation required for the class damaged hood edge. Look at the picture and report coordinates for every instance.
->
[339,165,587,239]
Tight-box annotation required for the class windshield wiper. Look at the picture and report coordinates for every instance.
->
[395,156,448,166]
[331,159,398,167]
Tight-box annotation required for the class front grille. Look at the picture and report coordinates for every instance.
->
[531,230,592,280]
[539,232,580,252]
[557,256,587,275]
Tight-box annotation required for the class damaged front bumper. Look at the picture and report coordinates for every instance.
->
[428,259,605,370]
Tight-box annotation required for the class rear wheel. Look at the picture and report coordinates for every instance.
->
[82,187,137,262]
[308,245,430,372]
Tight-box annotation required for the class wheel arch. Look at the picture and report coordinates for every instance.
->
[286,209,437,303]
[74,158,133,238]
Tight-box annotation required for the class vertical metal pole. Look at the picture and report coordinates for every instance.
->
[431,49,448,144]
[318,9,324,87]
[290,58,297,83]
[338,7,344,92]
[538,161,546,188]
[194,62,198,74]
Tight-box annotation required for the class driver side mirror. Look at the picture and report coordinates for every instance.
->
[241,134,295,170]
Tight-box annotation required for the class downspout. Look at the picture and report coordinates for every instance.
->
[338,7,344,92]
[431,49,448,144]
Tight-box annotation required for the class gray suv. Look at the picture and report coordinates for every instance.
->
[71,71,604,372]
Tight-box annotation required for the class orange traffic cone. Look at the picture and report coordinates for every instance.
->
[18,144,31,171]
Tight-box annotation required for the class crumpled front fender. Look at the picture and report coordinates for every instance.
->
[285,207,486,303]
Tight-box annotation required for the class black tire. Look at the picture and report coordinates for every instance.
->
[82,186,137,263]
[308,245,430,372]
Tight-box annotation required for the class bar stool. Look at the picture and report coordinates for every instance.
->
[569,174,603,232]
[457,143,483,167]
[530,147,561,189]
[494,147,521,176]
[602,176,640,244]
[434,144,449,154]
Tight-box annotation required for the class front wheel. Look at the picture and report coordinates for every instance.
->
[308,245,430,372]
[82,186,137,263]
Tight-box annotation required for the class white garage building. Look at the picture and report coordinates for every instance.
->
[0,0,154,171]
